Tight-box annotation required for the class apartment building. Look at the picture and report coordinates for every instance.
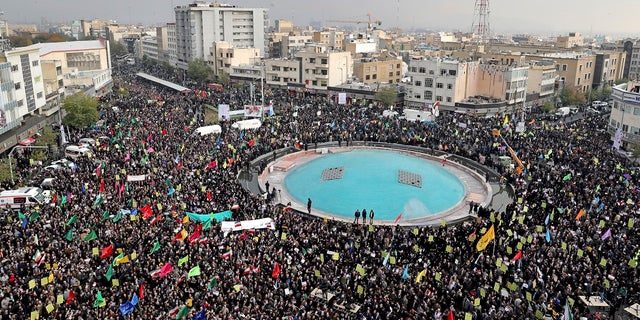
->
[466,60,528,106]
[296,46,352,90]
[167,23,177,66]
[264,59,300,87]
[40,60,64,117]
[0,42,46,136]
[354,56,403,84]
[277,35,313,58]
[139,36,159,60]
[556,32,584,49]
[312,29,344,50]
[210,42,261,77]
[404,57,469,111]
[527,60,557,102]
[174,1,268,70]
[527,52,596,93]
[609,81,640,148]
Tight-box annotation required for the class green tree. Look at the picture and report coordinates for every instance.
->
[188,59,212,85]
[31,127,58,161]
[0,159,12,184]
[615,78,629,85]
[160,61,175,74]
[374,86,398,107]
[217,70,230,85]
[110,40,128,59]
[62,93,100,128]
[541,101,554,113]
[559,87,586,106]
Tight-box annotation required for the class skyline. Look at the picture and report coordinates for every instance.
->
[3,0,640,37]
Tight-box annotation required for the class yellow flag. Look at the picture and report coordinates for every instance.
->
[415,269,427,283]
[476,225,495,251]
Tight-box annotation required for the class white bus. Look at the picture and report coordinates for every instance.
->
[0,187,46,209]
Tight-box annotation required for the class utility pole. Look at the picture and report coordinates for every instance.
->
[260,62,265,121]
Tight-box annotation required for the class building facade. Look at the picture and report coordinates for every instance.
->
[404,58,469,111]
[354,56,403,84]
[174,2,268,70]
[527,52,596,93]
[312,29,344,50]
[296,47,352,90]
[609,81,640,148]
[210,42,261,77]
[527,60,557,103]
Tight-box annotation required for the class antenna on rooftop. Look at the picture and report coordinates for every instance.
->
[471,0,491,44]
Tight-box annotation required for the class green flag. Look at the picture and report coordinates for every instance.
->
[202,217,213,230]
[84,230,97,241]
[112,253,124,266]
[18,211,26,221]
[178,255,189,266]
[60,196,67,206]
[93,290,105,308]
[112,211,122,223]
[64,229,74,241]
[150,241,161,254]
[102,210,109,220]
[563,173,571,181]
[105,265,113,281]
[188,265,201,278]
[66,215,77,226]
[176,306,190,319]
[29,211,39,222]
[93,194,104,207]
[208,277,218,290]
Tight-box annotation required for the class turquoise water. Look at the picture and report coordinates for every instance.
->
[283,149,465,221]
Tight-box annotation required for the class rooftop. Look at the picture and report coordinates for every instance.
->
[37,40,106,56]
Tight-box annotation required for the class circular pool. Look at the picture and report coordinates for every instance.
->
[283,149,466,221]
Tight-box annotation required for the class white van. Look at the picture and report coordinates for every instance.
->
[0,187,46,209]
[194,125,222,136]
[78,138,96,148]
[231,119,262,130]
[65,145,93,159]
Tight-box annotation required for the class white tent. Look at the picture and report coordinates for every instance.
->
[195,125,222,136]
[231,119,262,130]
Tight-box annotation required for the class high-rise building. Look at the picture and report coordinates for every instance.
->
[174,1,269,70]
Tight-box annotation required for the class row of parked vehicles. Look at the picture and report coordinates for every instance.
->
[1,137,98,210]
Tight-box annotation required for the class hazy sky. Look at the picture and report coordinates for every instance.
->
[5,0,639,36]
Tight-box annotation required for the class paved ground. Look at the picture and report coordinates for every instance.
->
[256,146,494,226]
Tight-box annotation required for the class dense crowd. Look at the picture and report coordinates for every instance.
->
[0,64,638,320]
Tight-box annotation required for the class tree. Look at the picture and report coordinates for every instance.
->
[188,59,212,85]
[159,61,175,74]
[217,70,230,85]
[32,127,58,161]
[615,78,629,85]
[110,40,128,59]
[559,87,586,106]
[374,86,398,107]
[62,93,100,128]
[541,101,554,113]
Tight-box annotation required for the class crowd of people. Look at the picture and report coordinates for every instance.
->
[0,63,638,320]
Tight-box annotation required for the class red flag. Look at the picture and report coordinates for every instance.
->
[161,129,168,136]
[187,228,201,243]
[198,238,209,245]
[95,164,101,177]
[140,204,153,219]
[221,250,232,259]
[139,283,145,300]
[99,179,105,193]
[272,262,281,279]
[173,229,188,243]
[207,191,212,201]
[238,231,248,241]
[151,262,173,278]
[447,309,454,320]
[176,162,182,170]
[66,290,75,305]
[149,215,162,226]
[100,245,114,259]
[206,161,217,169]
[248,139,255,147]
[394,213,403,224]
[468,230,477,241]
[52,192,57,204]
[512,250,523,262]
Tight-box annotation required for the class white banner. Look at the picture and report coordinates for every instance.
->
[243,105,263,118]
[218,104,230,121]
[221,218,275,236]
[338,93,347,105]
[126,174,147,182]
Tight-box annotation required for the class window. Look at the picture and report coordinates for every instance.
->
[415,80,422,86]
[634,107,640,116]
[389,72,393,77]
[410,67,417,72]
[429,70,434,75]
[436,95,443,101]
[446,97,452,102]
[372,66,377,72]
[37,92,43,99]
[14,82,21,90]
[419,67,426,73]
[447,84,453,89]
[440,69,447,76]
[389,64,394,70]
[32,60,39,67]
[366,75,370,80]
[18,100,24,107]
[579,65,582,72]
[365,67,371,73]
[425,78,433,88]
[372,74,377,79]
[424,90,433,100]
[436,82,443,89]
[11,65,18,72]
[562,64,567,71]
[449,69,457,76]
[321,58,327,64]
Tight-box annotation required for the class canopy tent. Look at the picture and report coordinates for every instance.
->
[136,72,191,93]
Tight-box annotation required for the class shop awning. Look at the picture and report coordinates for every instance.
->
[18,137,36,146]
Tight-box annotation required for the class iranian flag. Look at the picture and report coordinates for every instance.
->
[564,301,573,320]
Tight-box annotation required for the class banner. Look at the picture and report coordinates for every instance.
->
[244,105,263,118]
[218,104,230,121]
[338,93,347,105]
[185,210,232,223]
[613,128,623,150]
[127,175,147,182]
[220,218,275,236]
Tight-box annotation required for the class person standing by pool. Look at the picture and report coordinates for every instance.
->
[354,209,360,223]
[307,198,312,214]
[369,209,374,224]
[361,208,367,224]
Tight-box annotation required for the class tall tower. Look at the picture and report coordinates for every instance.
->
[471,0,490,43]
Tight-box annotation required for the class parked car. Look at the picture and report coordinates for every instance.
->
[52,159,76,170]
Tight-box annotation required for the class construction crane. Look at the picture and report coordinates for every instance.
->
[326,13,382,37]
[492,128,524,175]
